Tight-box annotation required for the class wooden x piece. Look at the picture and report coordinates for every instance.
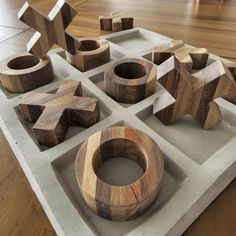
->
[222,63,236,104]
[153,40,209,72]
[99,12,133,32]
[19,80,100,147]
[153,56,235,129]
[18,0,80,58]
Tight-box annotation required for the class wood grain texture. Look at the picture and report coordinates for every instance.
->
[0,0,236,235]
[19,80,100,147]
[74,0,236,58]
[99,12,133,32]
[153,56,235,129]
[105,58,156,103]
[153,40,209,71]
[0,53,54,93]
[66,38,110,71]
[0,26,26,43]
[18,0,80,58]
[75,126,164,221]
[222,63,236,104]
[0,129,56,236]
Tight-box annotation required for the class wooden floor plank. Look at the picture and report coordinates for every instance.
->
[0,26,26,43]
[0,0,235,235]
[0,129,56,236]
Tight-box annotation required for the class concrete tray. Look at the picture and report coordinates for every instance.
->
[0,28,235,236]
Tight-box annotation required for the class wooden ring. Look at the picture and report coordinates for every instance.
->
[66,38,110,72]
[0,53,54,93]
[75,126,164,221]
[104,58,157,103]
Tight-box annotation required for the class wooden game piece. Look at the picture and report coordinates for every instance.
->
[153,40,209,71]
[99,12,134,32]
[19,80,100,147]
[0,53,54,93]
[99,16,112,31]
[75,126,164,221]
[104,58,157,103]
[110,12,121,18]
[18,0,80,59]
[121,17,134,30]
[66,38,110,72]
[112,17,122,32]
[153,56,235,129]
[222,63,236,104]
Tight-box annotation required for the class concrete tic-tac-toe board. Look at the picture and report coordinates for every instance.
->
[0,28,235,236]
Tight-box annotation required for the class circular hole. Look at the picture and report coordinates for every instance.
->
[8,55,40,70]
[78,40,100,51]
[93,138,146,186]
[114,62,146,79]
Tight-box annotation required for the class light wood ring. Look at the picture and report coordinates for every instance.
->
[66,38,110,72]
[104,58,157,103]
[0,53,54,93]
[75,126,164,221]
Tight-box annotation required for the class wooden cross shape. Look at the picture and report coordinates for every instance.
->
[19,80,100,147]
[18,0,80,58]
[222,63,236,104]
[153,56,235,129]
[99,12,133,32]
[153,40,209,72]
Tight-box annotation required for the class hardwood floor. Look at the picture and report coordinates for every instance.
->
[0,129,55,236]
[0,0,235,235]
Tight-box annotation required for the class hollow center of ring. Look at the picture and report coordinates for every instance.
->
[78,40,100,51]
[93,138,146,186]
[114,62,146,79]
[8,55,40,70]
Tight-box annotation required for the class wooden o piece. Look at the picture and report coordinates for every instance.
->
[18,0,80,58]
[104,58,157,103]
[19,80,100,147]
[75,126,164,221]
[153,56,235,129]
[0,53,54,93]
[66,38,110,72]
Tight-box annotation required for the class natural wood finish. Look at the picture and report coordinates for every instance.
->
[0,26,26,43]
[153,40,209,71]
[99,12,133,32]
[66,38,110,72]
[153,56,235,129]
[74,0,236,58]
[105,58,156,103]
[0,0,236,235]
[0,129,56,236]
[0,53,54,93]
[18,0,80,58]
[223,63,236,104]
[75,126,164,221]
[19,80,100,147]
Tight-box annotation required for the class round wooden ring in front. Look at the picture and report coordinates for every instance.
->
[75,126,164,221]
[104,58,157,103]
[66,38,110,72]
[0,53,54,93]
